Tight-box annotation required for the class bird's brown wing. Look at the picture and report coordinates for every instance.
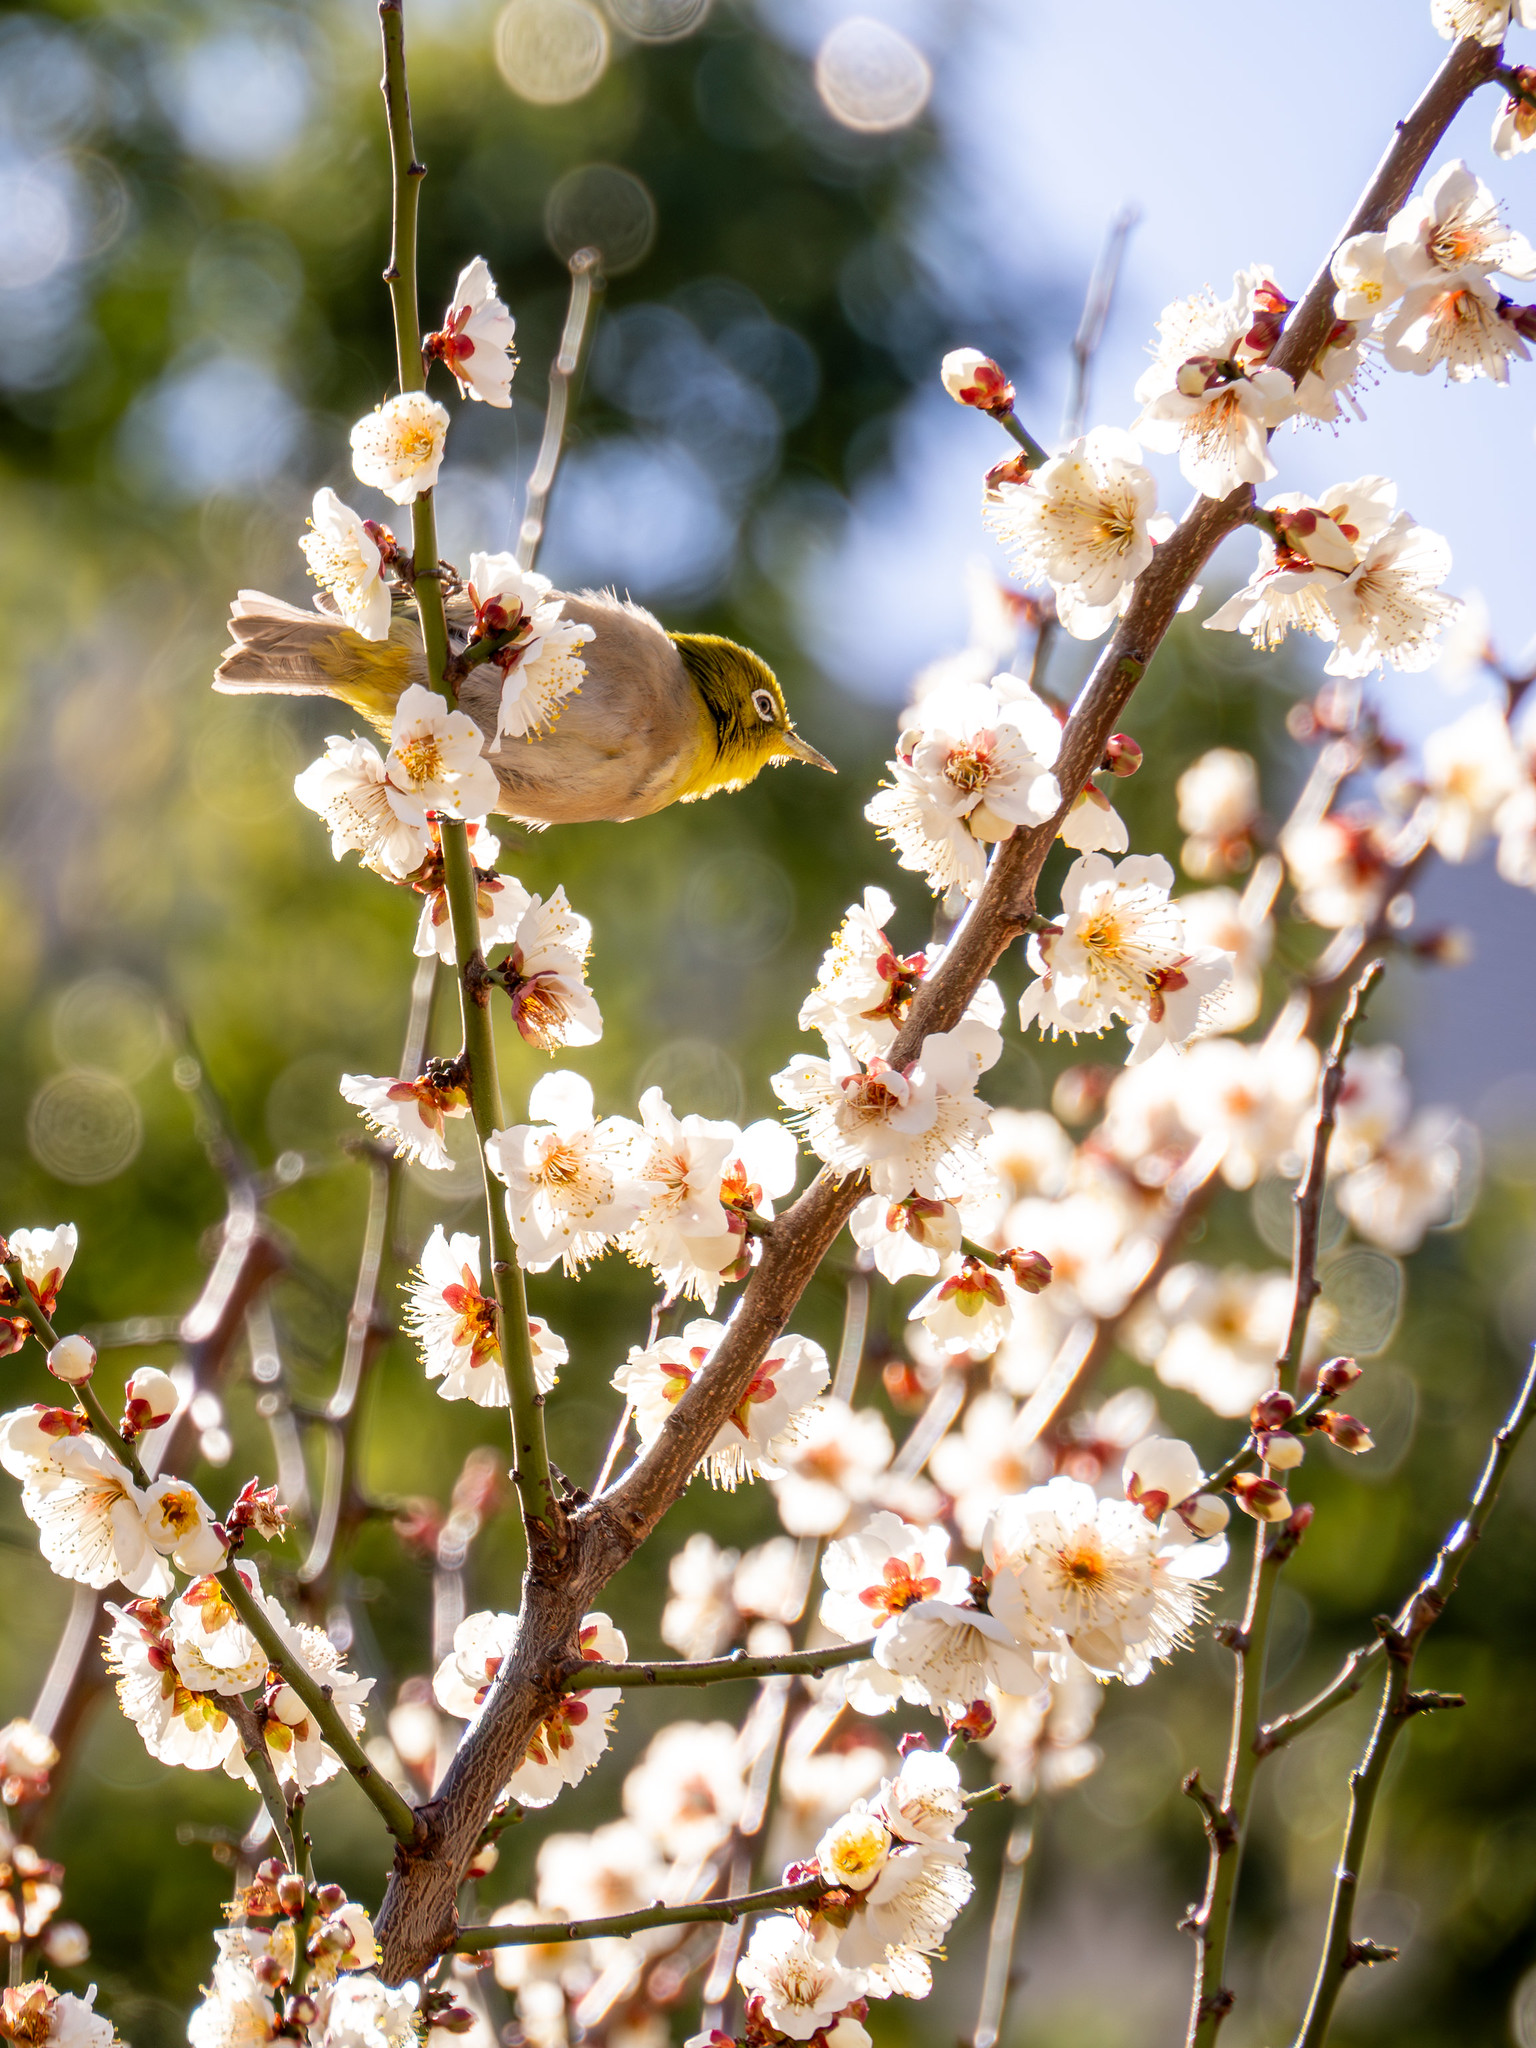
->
[462,592,714,827]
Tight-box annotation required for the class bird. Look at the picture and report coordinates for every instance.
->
[213,587,835,828]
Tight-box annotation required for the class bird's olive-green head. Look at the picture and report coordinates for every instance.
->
[669,632,835,801]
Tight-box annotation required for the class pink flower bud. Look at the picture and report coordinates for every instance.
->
[1177,1492,1231,1539]
[1258,1431,1304,1470]
[276,1873,307,1917]
[1230,1473,1293,1522]
[313,1884,347,1913]
[945,1698,997,1742]
[897,1731,931,1759]
[46,1334,96,1384]
[939,348,1015,416]
[1103,733,1142,778]
[984,451,1034,492]
[1317,1356,1361,1395]
[1317,1411,1374,1454]
[1001,1247,1053,1293]
[1251,1389,1296,1431]
[124,1366,178,1430]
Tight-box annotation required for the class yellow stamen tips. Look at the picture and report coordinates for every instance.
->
[393,734,445,786]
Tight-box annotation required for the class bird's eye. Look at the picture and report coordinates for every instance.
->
[751,688,777,723]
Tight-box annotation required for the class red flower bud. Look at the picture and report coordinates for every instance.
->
[1001,1247,1053,1293]
[940,347,1016,416]
[275,1874,307,1917]
[1103,733,1142,778]
[897,1731,931,1758]
[1229,1473,1292,1522]
[945,1698,997,1742]
[1317,1411,1374,1454]
[1251,1389,1296,1431]
[1317,1356,1361,1395]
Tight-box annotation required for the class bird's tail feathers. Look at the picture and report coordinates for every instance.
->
[213,591,412,728]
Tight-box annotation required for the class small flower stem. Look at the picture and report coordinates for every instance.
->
[450,1875,829,1952]
[226,1694,298,1872]
[376,0,557,1541]
[560,1639,875,1692]
[1287,1344,1536,2048]
[1495,63,1536,113]
[1279,962,1382,1396]
[1185,1519,1292,2048]
[960,1236,1004,1269]
[517,248,602,572]
[997,411,1050,468]
[216,1562,422,1847]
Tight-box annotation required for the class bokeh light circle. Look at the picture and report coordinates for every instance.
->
[636,1038,744,1123]
[814,17,931,134]
[607,0,712,41]
[495,0,610,106]
[52,973,165,1083]
[546,162,656,275]
[28,1072,143,1184]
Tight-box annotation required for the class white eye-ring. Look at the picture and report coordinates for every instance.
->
[751,688,777,722]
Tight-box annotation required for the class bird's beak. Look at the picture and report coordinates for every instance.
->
[780,729,837,774]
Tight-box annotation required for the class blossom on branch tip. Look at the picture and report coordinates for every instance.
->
[122,1367,178,1437]
[384,683,499,823]
[612,1319,830,1490]
[1018,853,1234,1066]
[1385,160,1536,292]
[349,392,449,505]
[339,1068,470,1172]
[939,348,1014,416]
[299,490,393,643]
[0,1226,77,1355]
[983,427,1159,640]
[294,736,430,882]
[404,1226,565,1407]
[485,1071,644,1275]
[427,257,517,407]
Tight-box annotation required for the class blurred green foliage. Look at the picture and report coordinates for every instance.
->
[0,6,1533,2048]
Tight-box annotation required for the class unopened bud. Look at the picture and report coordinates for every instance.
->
[124,1366,178,1431]
[1317,1411,1374,1454]
[255,1858,288,1885]
[882,1360,927,1412]
[313,1884,346,1914]
[984,451,1033,493]
[1251,1389,1296,1431]
[1230,1473,1292,1522]
[283,1995,318,2030]
[997,1247,1050,1294]
[426,2009,475,2036]
[1177,1491,1231,1539]
[465,1841,498,1880]
[945,1698,997,1743]
[46,1334,96,1384]
[41,1924,89,1969]
[253,1956,286,1988]
[940,348,1015,416]
[1258,1431,1304,1471]
[1317,1356,1361,1395]
[1103,733,1142,778]
[275,1873,307,1917]
[896,1731,931,1758]
[1414,926,1474,968]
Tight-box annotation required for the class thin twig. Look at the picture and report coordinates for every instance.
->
[1288,1345,1536,2048]
[1062,206,1139,442]
[451,1876,829,1953]
[517,250,602,573]
[972,1816,1034,2048]
[226,1695,298,1871]
[1279,962,1383,1395]
[561,1640,873,1692]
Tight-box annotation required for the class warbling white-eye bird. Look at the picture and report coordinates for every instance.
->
[213,587,835,827]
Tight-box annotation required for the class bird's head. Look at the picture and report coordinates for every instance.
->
[670,632,835,799]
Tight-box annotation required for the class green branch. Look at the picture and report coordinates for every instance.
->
[2,1259,149,1486]
[226,1693,298,1871]
[450,1876,828,1953]
[217,1562,421,1847]
[561,1639,875,1692]
[376,0,556,1538]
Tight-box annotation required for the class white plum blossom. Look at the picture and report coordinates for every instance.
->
[299,490,392,642]
[772,1024,1000,1200]
[849,1193,963,1282]
[1203,478,1398,653]
[1132,269,1296,497]
[612,1320,829,1490]
[1337,1108,1465,1252]
[433,257,517,405]
[319,1975,420,2048]
[10,1430,175,1597]
[485,1072,644,1275]
[1330,1044,1413,1169]
[621,1719,746,1862]
[1280,812,1391,928]
[2,1985,115,2048]
[1176,745,1260,879]
[226,1589,373,1795]
[736,1918,864,2042]
[497,889,604,1052]
[799,886,922,1060]
[103,1599,240,1773]
[874,1599,1043,1712]
[929,1389,1049,1546]
[768,1398,894,1537]
[908,1258,1023,1355]
[294,736,430,881]
[413,840,528,963]
[1129,1261,1294,1418]
[436,1611,625,1809]
[1175,1030,1321,1189]
[1324,516,1461,676]
[819,1513,969,1645]
[1385,160,1536,291]
[833,1839,974,1999]
[404,1227,565,1407]
[339,1068,470,1172]
[984,427,1159,638]
[187,1948,278,2048]
[620,1089,740,1306]
[1412,701,1523,861]
[1433,0,1536,42]
[167,1576,269,1696]
[988,1474,1226,1683]
[1179,880,1276,1034]
[384,683,499,823]
[1019,853,1234,1065]
[464,552,594,740]
[349,391,449,505]
[1493,71,1536,158]
[876,1747,966,1845]
[865,678,1062,899]
[1383,273,1529,383]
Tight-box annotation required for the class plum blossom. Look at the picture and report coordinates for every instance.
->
[383,683,499,823]
[412,831,528,962]
[735,1918,864,2041]
[612,1320,829,1490]
[1280,811,1393,928]
[1337,1108,1465,1252]
[620,1089,739,1305]
[1433,0,1536,41]
[983,427,1159,638]
[1,1983,115,2048]
[497,889,604,1052]
[876,1748,966,1845]
[404,1226,565,1407]
[464,552,594,740]
[849,1193,963,1282]
[865,679,1062,898]
[1384,272,1530,382]
[1019,853,1234,1065]
[1204,478,1398,653]
[832,1838,974,1999]
[799,887,923,1060]
[1176,746,1259,879]
[819,1514,969,1645]
[299,490,392,642]
[1129,1262,1294,1418]
[767,1399,894,1537]
[1324,516,1460,676]
[939,348,1014,413]
[485,1072,644,1274]
[772,1025,1000,1200]
[293,736,430,882]
[622,1719,746,1862]
[1409,701,1522,861]
[6,1428,182,1597]
[349,391,449,505]
[1132,268,1296,497]
[339,1066,470,1172]
[1386,160,1536,292]
[1179,877,1277,1034]
[908,1257,1025,1355]
[1175,1030,1321,1189]
[428,257,517,406]
[1,1226,78,1354]
[1493,66,1536,157]
[103,1599,239,1773]
[929,1390,1049,1546]
[436,1611,626,1808]
[988,1474,1226,1683]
